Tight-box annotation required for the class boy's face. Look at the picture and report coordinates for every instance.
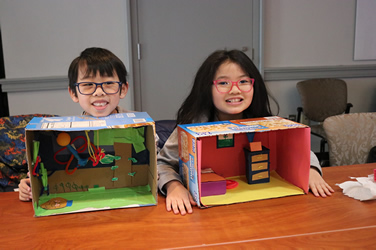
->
[69,66,128,117]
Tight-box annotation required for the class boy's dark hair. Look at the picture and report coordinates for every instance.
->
[68,47,128,96]
[177,49,278,124]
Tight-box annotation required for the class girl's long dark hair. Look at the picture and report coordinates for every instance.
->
[177,49,278,124]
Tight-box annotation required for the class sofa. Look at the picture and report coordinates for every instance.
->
[0,114,56,191]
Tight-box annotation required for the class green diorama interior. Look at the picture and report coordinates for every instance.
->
[26,125,157,216]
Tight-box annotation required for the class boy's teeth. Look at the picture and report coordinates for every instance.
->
[93,102,107,107]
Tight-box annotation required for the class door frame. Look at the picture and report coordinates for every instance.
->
[129,0,264,111]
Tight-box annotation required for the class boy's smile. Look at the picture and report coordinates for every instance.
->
[69,66,128,117]
[92,99,110,109]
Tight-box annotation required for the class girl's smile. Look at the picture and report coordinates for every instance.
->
[226,97,244,104]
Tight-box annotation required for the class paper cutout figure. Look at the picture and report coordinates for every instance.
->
[128,157,138,163]
[95,127,146,153]
[89,147,105,166]
[244,145,270,184]
[217,134,234,148]
[201,173,226,197]
[100,154,121,164]
[40,162,49,195]
[40,197,69,210]
[226,179,239,189]
[250,141,262,152]
[57,132,88,167]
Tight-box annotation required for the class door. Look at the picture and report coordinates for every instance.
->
[131,0,259,120]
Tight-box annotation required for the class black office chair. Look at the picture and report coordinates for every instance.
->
[296,78,353,165]
[155,120,176,151]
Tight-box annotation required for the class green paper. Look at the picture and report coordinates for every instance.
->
[34,185,156,216]
[128,157,138,163]
[88,187,106,192]
[40,163,48,191]
[33,140,40,163]
[100,154,121,164]
[94,127,146,153]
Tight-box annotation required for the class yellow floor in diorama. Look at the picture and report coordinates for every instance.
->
[201,171,305,206]
[34,185,156,217]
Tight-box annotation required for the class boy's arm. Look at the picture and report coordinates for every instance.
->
[19,177,32,201]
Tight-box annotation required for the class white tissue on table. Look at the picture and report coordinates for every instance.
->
[336,174,376,201]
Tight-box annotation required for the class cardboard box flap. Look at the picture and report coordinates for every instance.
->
[26,112,154,131]
[179,116,308,138]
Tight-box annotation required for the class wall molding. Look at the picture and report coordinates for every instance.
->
[0,76,67,92]
[264,64,376,81]
[1,64,376,93]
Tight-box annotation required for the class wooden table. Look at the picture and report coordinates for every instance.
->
[1,163,375,249]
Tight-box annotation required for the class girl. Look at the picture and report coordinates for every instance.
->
[158,49,334,215]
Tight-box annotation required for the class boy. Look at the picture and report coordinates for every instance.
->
[68,47,130,117]
[19,47,131,200]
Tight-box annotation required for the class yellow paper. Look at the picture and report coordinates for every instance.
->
[201,171,304,206]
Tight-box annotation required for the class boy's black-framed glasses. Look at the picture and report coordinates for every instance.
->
[213,78,254,93]
[74,81,123,95]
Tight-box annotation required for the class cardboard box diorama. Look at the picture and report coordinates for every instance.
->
[178,116,311,207]
[25,112,157,217]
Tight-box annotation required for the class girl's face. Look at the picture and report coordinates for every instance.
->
[212,60,254,121]
[69,65,128,117]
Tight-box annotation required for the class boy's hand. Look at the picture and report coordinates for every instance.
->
[19,177,32,201]
[165,180,196,215]
[309,167,334,197]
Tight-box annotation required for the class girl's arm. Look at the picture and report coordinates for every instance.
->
[309,151,334,197]
[157,128,197,215]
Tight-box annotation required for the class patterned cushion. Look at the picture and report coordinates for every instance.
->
[323,113,376,166]
[0,114,56,191]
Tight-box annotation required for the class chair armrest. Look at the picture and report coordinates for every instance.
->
[345,103,353,114]
[297,107,303,123]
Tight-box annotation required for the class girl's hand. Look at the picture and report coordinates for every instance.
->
[19,177,32,201]
[165,180,196,215]
[309,168,334,197]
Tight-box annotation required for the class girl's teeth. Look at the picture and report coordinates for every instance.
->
[227,99,241,103]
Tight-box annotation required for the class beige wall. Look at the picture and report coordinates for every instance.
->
[0,0,133,116]
[1,0,375,138]
[263,0,376,151]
